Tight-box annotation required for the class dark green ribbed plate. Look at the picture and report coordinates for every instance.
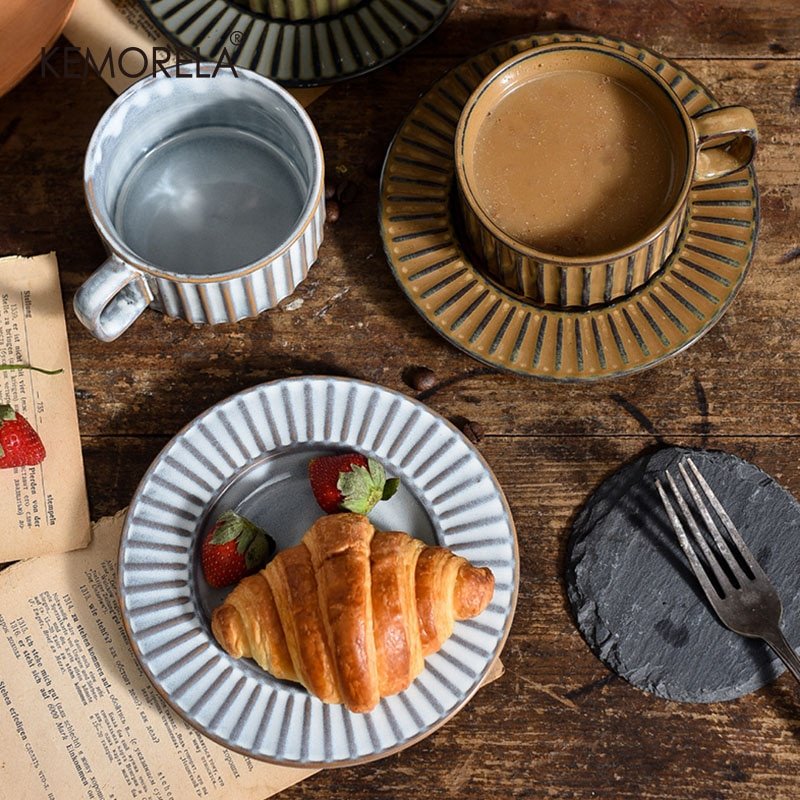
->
[137,0,457,87]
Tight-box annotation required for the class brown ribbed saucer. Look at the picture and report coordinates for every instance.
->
[379,32,759,382]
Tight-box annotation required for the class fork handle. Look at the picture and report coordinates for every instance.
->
[762,629,800,684]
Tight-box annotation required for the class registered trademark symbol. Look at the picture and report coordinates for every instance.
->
[230,30,243,45]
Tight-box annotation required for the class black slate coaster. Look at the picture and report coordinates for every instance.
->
[566,447,800,702]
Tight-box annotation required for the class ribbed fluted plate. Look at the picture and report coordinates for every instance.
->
[137,0,457,87]
[379,32,759,381]
[119,377,517,766]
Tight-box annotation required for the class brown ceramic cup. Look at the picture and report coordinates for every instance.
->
[454,42,758,308]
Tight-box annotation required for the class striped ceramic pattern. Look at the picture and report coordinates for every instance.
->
[150,205,324,324]
[139,0,457,87]
[379,33,759,381]
[461,195,686,307]
[119,377,518,765]
[244,0,360,20]
[77,66,324,339]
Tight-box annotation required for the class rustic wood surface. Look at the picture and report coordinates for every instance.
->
[2,1,800,797]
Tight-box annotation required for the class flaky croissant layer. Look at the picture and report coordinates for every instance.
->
[211,513,494,712]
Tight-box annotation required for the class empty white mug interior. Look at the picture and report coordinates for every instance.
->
[75,66,325,342]
[86,68,322,278]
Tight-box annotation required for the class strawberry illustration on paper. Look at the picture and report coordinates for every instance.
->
[0,406,46,467]
[0,362,62,470]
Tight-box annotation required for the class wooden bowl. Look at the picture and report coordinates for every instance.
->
[0,0,77,98]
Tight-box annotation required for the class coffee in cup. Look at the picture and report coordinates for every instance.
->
[455,43,758,307]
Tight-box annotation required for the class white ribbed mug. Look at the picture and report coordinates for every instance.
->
[75,65,324,342]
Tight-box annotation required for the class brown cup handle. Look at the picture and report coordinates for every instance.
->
[692,106,758,182]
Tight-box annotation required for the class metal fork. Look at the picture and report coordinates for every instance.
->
[655,457,800,683]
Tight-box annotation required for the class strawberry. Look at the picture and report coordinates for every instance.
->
[0,363,60,468]
[308,453,400,515]
[0,405,46,468]
[200,510,276,589]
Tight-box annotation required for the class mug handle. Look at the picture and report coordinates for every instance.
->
[73,256,153,342]
[692,106,758,182]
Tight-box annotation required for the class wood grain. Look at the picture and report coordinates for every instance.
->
[81,435,800,799]
[1,2,800,796]
[413,0,800,60]
[3,58,796,439]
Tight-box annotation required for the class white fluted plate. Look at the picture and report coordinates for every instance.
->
[119,376,518,766]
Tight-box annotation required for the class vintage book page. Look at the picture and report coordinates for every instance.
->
[64,0,328,105]
[0,253,90,561]
[0,511,504,799]
[0,512,317,800]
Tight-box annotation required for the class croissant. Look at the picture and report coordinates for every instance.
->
[211,513,495,712]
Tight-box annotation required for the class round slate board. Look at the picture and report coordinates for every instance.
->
[566,447,800,702]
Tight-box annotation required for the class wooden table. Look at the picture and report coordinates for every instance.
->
[2,1,799,796]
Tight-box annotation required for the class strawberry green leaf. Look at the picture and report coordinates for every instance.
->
[337,458,400,514]
[210,510,260,548]
[382,478,400,501]
[244,533,269,570]
[338,464,383,515]
[367,458,386,486]
[0,403,14,455]
[235,525,257,555]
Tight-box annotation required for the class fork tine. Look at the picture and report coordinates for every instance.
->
[684,457,766,581]
[677,461,749,586]
[655,477,722,601]
[663,469,733,595]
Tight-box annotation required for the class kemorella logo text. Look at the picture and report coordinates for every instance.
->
[41,45,239,80]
